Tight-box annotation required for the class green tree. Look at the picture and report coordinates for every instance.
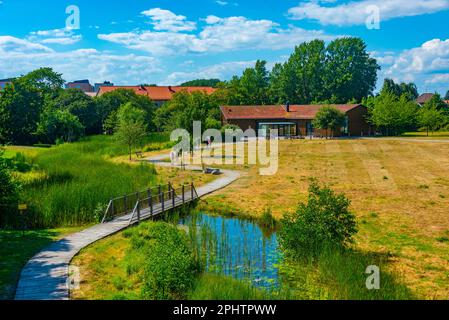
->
[49,89,100,134]
[181,79,221,87]
[284,39,326,104]
[21,67,65,96]
[380,78,418,101]
[324,37,379,103]
[279,181,357,258]
[312,106,346,138]
[417,105,445,136]
[96,89,156,132]
[0,78,43,145]
[368,92,418,135]
[115,103,147,160]
[0,149,20,228]
[154,91,220,135]
[36,108,84,143]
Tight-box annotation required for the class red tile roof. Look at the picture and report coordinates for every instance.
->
[97,86,216,100]
[220,104,362,120]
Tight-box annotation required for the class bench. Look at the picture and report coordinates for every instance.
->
[204,167,222,175]
[135,151,144,159]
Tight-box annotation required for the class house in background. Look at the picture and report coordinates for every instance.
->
[0,78,13,91]
[94,81,114,93]
[66,80,94,92]
[416,93,435,106]
[220,104,372,137]
[97,85,217,107]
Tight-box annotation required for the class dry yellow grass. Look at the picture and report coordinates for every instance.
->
[200,139,449,299]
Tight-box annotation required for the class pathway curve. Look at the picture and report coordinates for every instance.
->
[15,151,241,300]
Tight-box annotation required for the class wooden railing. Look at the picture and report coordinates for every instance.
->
[101,183,198,223]
[128,183,198,224]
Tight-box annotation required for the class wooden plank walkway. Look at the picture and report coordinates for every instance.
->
[15,152,241,300]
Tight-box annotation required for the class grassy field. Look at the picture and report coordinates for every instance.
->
[401,131,449,138]
[199,138,449,299]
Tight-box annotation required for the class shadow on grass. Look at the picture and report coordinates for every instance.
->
[0,229,60,300]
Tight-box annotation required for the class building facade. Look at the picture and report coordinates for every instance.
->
[220,104,372,137]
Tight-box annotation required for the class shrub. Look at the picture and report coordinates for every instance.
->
[279,181,358,258]
[128,222,200,300]
[0,150,20,228]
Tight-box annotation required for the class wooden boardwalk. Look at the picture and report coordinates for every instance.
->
[15,153,241,300]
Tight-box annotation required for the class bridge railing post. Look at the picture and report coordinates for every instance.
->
[182,185,185,204]
[172,189,175,208]
[161,191,165,212]
[191,182,194,200]
[137,201,141,223]
[158,185,162,203]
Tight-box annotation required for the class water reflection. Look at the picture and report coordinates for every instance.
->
[179,213,281,288]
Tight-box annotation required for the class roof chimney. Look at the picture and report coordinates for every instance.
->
[285,101,290,112]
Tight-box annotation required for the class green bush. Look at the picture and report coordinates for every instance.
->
[0,150,20,228]
[279,181,358,258]
[126,222,200,300]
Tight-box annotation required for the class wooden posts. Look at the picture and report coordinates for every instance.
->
[158,185,162,203]
[182,184,185,204]
[191,182,194,200]
[148,189,153,215]
[172,189,175,208]
[161,191,165,212]
[137,202,141,223]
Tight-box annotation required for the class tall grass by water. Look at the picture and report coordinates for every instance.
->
[17,135,170,228]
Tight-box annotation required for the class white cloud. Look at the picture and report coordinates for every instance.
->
[288,0,449,26]
[374,39,449,91]
[0,36,53,54]
[0,36,162,84]
[216,1,229,5]
[28,28,82,45]
[99,15,337,55]
[141,8,196,32]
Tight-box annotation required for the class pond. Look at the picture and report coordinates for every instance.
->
[179,212,282,289]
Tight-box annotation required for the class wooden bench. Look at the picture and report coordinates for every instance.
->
[204,168,222,175]
[135,151,144,159]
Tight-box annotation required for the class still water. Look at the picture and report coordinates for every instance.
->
[179,213,282,288]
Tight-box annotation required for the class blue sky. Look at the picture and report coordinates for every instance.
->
[1,0,449,94]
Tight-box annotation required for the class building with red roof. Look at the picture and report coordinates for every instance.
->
[97,85,217,107]
[220,104,372,137]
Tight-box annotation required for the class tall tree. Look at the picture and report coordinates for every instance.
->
[324,37,379,103]
[48,89,100,134]
[115,103,147,161]
[0,149,20,228]
[444,90,449,100]
[285,39,326,104]
[380,78,418,100]
[181,79,221,87]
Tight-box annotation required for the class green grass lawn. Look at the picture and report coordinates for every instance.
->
[0,226,86,300]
